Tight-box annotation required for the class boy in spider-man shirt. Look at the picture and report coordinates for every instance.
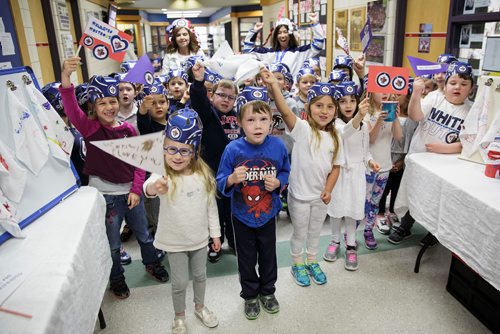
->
[216,100,290,321]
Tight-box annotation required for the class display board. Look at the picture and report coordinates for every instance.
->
[0,0,23,69]
[0,67,80,245]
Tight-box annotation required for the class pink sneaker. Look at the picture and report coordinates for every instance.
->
[323,241,340,262]
[345,249,358,271]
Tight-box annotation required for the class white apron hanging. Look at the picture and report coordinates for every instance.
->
[0,189,25,239]
[0,139,28,203]
[6,88,49,175]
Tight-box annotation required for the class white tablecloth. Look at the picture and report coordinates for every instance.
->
[396,153,500,291]
[0,186,111,333]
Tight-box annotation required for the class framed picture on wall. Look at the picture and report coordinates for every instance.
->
[349,7,366,52]
[334,10,348,49]
[367,0,387,33]
[366,35,385,64]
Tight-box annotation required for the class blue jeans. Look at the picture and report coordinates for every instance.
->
[104,194,157,281]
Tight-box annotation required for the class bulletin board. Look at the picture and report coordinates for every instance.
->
[0,67,80,245]
[0,0,23,69]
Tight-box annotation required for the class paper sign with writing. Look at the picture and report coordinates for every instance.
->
[367,65,410,94]
[407,56,448,76]
[90,132,165,175]
[360,17,373,54]
[79,17,132,63]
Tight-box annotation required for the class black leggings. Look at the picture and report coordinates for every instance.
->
[378,168,404,214]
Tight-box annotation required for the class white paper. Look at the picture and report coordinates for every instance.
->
[0,61,12,70]
[0,18,5,33]
[0,265,31,305]
[0,32,15,56]
[321,4,326,16]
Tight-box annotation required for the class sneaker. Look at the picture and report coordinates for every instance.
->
[110,276,130,299]
[194,306,219,328]
[244,298,260,320]
[120,225,133,242]
[145,263,169,283]
[207,245,221,263]
[306,261,327,285]
[291,264,311,287]
[323,241,340,262]
[344,249,359,271]
[388,226,412,245]
[419,233,438,247]
[388,213,400,229]
[376,216,391,235]
[364,230,378,250]
[120,247,131,265]
[259,294,280,314]
[343,233,358,250]
[156,248,166,261]
[172,316,187,334]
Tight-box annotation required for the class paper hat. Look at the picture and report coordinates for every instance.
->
[328,69,348,83]
[296,67,317,82]
[42,82,63,115]
[334,55,354,69]
[420,74,433,79]
[183,55,205,72]
[437,54,458,64]
[166,18,192,35]
[204,68,223,84]
[143,78,168,96]
[113,72,128,82]
[268,62,290,76]
[334,81,358,99]
[284,71,294,87]
[75,83,90,109]
[303,57,320,68]
[445,61,473,81]
[407,77,414,95]
[120,60,137,73]
[156,74,169,84]
[87,75,119,104]
[275,18,294,33]
[307,82,336,103]
[165,69,189,84]
[235,86,270,115]
[165,108,203,159]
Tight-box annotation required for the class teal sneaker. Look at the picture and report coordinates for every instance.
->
[306,261,327,285]
[291,264,311,287]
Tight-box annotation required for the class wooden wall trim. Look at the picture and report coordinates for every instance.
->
[8,0,30,66]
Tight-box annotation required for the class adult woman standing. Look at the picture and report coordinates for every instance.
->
[243,13,324,77]
[162,19,205,73]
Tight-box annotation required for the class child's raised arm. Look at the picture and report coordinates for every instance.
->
[61,57,80,88]
[259,67,297,131]
[408,77,425,122]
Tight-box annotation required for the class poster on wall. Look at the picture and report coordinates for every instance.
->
[367,0,387,33]
[349,7,366,52]
[56,1,70,31]
[460,24,472,48]
[463,0,475,14]
[418,23,432,53]
[366,36,385,64]
[334,10,348,50]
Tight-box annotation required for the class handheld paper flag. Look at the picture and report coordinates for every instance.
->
[367,65,410,95]
[336,27,350,55]
[360,18,373,54]
[122,54,155,85]
[90,132,165,175]
[79,17,132,63]
[407,56,448,77]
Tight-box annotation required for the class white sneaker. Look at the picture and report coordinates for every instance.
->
[376,216,391,235]
[172,317,187,334]
[389,213,400,229]
[194,306,219,328]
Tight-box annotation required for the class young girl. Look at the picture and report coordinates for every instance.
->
[324,82,380,270]
[165,69,190,115]
[294,67,317,120]
[363,87,403,250]
[144,108,220,333]
[60,57,169,299]
[116,74,139,132]
[261,67,344,287]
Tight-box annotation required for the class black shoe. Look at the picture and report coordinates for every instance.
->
[419,233,438,247]
[156,248,166,262]
[207,247,221,263]
[110,276,130,299]
[145,263,169,283]
[120,225,133,242]
[244,298,260,320]
[388,227,412,245]
[259,294,280,314]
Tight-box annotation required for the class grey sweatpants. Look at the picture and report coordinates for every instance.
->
[167,247,207,313]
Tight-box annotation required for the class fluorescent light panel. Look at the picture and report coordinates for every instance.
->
[164,10,202,18]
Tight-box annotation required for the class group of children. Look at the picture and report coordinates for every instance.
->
[47,45,473,333]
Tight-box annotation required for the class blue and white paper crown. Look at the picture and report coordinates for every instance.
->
[42,82,63,114]
[307,82,336,103]
[303,57,320,68]
[235,86,270,115]
[87,76,119,104]
[275,18,294,33]
[143,79,167,96]
[204,68,223,84]
[334,81,358,99]
[165,69,189,84]
[120,60,137,73]
[437,54,458,65]
[267,63,290,77]
[446,61,473,81]
[75,83,90,109]
[296,67,317,83]
[328,69,348,83]
[334,55,353,69]
[165,108,203,158]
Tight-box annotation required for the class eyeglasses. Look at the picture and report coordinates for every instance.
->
[214,92,236,101]
[164,146,193,156]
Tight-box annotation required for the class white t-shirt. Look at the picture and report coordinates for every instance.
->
[287,118,344,201]
[408,93,470,155]
[365,112,396,171]
[161,49,205,73]
[144,173,221,252]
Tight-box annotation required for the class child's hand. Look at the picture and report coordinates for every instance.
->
[353,54,365,77]
[62,57,80,77]
[308,12,318,24]
[391,159,404,172]
[413,77,425,96]
[320,190,331,204]
[191,61,205,82]
[425,142,449,153]
[259,66,278,87]
[127,192,140,209]
[358,97,370,117]
[154,176,169,195]
[229,166,248,185]
[180,89,190,104]
[377,111,388,123]
[211,237,222,252]
[140,95,154,114]
[369,159,381,172]
[253,22,264,32]
[263,174,280,192]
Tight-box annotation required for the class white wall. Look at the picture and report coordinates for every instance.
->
[17,0,43,85]
[262,2,285,44]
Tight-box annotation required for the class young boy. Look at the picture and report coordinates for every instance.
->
[388,61,473,245]
[116,74,139,133]
[216,100,290,320]
[190,62,241,262]
[294,66,317,120]
[426,53,458,99]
